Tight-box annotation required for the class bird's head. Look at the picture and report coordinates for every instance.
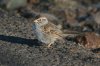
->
[34,17,48,26]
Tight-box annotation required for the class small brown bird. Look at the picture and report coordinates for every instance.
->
[32,17,79,47]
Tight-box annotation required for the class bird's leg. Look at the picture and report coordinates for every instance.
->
[47,43,52,48]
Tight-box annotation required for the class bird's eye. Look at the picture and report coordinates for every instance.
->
[37,19,41,22]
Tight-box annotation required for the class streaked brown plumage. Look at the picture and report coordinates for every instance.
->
[32,17,80,47]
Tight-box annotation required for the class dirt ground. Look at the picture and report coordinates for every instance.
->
[0,0,100,66]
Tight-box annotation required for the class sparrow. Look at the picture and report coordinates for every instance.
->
[32,17,79,47]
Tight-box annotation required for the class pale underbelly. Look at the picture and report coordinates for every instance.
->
[36,29,56,44]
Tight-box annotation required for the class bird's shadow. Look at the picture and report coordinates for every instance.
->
[0,35,41,47]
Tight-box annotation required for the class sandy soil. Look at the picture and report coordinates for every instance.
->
[0,8,100,66]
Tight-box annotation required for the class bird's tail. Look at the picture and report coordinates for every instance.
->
[62,30,82,37]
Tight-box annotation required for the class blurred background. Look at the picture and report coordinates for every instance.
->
[0,0,100,66]
[0,0,100,33]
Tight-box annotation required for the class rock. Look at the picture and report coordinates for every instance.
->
[7,0,27,10]
[54,0,79,10]
[76,32,100,49]
[93,12,100,25]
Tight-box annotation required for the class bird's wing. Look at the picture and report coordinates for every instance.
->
[42,22,63,38]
